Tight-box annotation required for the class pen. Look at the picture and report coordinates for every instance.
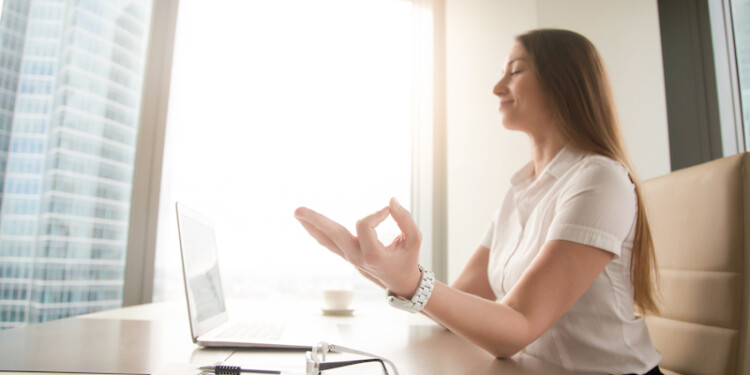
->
[198,365,281,375]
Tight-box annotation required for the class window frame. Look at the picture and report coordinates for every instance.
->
[122,0,180,306]
[708,0,747,155]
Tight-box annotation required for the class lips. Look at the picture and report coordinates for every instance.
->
[499,99,514,108]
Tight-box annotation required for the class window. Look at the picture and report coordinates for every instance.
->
[658,0,749,169]
[153,0,420,303]
[729,0,750,148]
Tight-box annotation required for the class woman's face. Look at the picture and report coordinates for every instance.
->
[493,42,555,133]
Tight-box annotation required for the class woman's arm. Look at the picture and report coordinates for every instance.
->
[295,200,613,358]
[424,239,614,358]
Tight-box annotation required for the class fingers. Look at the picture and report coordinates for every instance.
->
[355,207,391,262]
[296,217,344,257]
[295,201,420,271]
[294,206,359,260]
[389,198,422,247]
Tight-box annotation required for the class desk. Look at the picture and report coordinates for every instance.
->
[0,299,577,375]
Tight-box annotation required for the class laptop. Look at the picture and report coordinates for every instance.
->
[175,202,336,349]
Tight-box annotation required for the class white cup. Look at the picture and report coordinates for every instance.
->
[322,289,356,310]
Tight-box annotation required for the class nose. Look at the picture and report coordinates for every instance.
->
[493,77,508,97]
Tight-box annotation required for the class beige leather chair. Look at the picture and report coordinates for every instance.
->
[642,152,750,375]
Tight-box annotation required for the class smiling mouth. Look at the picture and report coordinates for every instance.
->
[499,100,514,108]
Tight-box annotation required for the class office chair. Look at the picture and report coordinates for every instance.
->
[642,152,750,375]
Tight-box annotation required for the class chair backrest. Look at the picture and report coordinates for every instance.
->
[642,152,750,375]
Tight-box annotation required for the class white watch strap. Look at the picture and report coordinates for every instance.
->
[386,265,435,313]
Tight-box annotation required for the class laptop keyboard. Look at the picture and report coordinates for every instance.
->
[214,321,285,341]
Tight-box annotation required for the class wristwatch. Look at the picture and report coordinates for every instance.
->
[386,265,435,313]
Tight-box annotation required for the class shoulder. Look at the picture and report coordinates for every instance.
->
[553,153,637,211]
[565,154,634,193]
[548,154,639,252]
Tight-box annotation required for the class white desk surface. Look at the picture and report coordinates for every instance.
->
[0,299,579,375]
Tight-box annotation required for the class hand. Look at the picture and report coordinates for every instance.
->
[294,198,423,298]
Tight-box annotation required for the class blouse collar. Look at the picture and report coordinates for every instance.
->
[510,146,583,192]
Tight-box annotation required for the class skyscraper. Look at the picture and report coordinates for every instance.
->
[0,0,152,329]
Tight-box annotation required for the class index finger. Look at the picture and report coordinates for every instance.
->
[389,198,422,247]
[355,206,390,261]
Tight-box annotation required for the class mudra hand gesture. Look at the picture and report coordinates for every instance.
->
[294,198,422,298]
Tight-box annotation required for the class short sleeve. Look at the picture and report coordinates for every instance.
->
[546,158,637,257]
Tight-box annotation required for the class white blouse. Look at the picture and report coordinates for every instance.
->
[480,147,662,374]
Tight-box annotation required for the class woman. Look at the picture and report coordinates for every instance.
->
[294,29,663,375]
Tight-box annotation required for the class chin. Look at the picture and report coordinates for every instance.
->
[500,118,521,131]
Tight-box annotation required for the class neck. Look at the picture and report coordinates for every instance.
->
[528,134,566,177]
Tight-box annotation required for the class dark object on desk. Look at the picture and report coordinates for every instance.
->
[199,364,281,374]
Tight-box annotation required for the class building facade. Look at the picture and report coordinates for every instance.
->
[0,0,151,329]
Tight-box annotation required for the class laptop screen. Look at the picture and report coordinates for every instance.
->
[176,203,227,326]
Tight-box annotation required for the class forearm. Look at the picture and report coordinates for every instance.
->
[422,281,533,358]
[450,246,497,301]
[358,268,385,289]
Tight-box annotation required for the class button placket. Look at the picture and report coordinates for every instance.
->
[499,204,525,295]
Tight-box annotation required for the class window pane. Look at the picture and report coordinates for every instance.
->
[153,0,414,303]
[731,0,750,149]
[0,0,153,329]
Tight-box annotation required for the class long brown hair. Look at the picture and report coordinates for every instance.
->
[517,29,659,315]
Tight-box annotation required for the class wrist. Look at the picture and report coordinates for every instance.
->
[387,266,423,299]
[386,265,435,313]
